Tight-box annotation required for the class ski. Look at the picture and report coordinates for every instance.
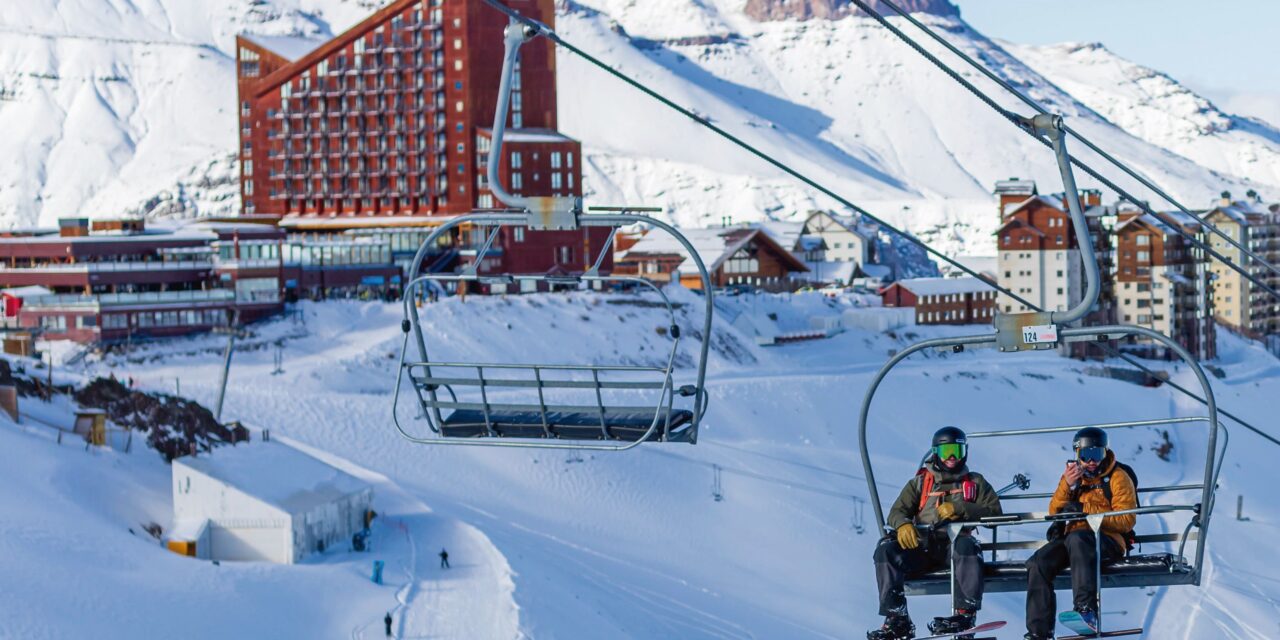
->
[1056,631,1143,640]
[912,620,1006,639]
[1057,611,1141,639]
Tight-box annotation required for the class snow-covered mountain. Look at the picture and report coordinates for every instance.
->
[1,0,1277,257]
[1005,40,1280,192]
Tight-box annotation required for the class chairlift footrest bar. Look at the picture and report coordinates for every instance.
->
[437,408,696,443]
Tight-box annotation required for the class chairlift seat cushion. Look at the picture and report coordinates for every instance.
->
[438,408,694,442]
[904,553,1191,595]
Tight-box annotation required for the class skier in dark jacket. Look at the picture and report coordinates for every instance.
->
[868,427,1003,640]
[439,548,450,569]
[384,612,393,637]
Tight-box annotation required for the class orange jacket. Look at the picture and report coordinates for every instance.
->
[1048,452,1137,550]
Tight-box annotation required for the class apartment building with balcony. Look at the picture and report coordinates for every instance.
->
[1113,209,1216,360]
[1202,194,1280,338]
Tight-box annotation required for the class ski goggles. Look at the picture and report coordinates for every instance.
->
[1076,446,1107,463]
[934,443,967,461]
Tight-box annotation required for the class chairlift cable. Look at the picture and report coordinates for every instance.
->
[479,0,1042,311]
[479,1,1280,450]
[850,0,1280,303]
[870,0,1280,288]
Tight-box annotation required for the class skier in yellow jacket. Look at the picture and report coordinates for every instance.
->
[1023,427,1137,640]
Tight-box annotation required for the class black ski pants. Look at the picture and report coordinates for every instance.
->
[1025,530,1123,636]
[874,532,984,616]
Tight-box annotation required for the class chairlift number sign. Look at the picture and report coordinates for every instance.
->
[1022,324,1058,345]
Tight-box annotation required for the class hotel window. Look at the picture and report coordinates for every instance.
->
[550,173,562,189]
[551,152,562,169]
[514,227,525,242]
[512,173,523,189]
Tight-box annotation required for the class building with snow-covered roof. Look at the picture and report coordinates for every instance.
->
[170,441,373,564]
[616,225,808,291]
[880,276,996,325]
[1201,194,1280,337]
[994,182,1117,354]
[799,211,878,268]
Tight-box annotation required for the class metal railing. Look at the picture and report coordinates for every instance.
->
[21,289,235,309]
[0,261,213,273]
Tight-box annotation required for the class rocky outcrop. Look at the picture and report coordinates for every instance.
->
[744,0,958,22]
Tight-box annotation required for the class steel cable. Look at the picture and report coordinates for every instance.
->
[478,0,1280,448]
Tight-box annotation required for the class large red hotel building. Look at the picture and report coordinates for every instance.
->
[236,0,606,276]
[0,0,608,344]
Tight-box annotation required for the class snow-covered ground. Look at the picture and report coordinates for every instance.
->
[7,292,1279,638]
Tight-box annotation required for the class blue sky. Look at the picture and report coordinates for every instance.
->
[952,0,1280,124]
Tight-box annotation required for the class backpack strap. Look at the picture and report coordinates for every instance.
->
[917,471,935,513]
[918,473,975,513]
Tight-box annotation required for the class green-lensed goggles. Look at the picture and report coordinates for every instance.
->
[934,442,967,461]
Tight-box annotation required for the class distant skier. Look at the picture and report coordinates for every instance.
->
[439,548,450,569]
[1023,428,1136,640]
[868,427,1003,640]
[384,612,393,637]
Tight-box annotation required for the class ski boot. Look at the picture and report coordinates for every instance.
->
[867,614,914,640]
[928,610,976,636]
[1074,607,1100,632]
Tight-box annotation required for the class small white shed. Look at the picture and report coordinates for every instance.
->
[170,441,372,564]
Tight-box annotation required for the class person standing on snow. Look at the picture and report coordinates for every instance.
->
[868,426,1003,640]
[384,612,393,637]
[439,548,450,569]
[1022,428,1137,640]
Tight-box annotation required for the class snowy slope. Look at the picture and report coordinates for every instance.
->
[16,293,1274,638]
[0,352,519,640]
[1005,40,1280,192]
[1,0,1276,257]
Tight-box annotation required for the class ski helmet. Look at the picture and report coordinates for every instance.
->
[1072,427,1108,451]
[931,426,968,464]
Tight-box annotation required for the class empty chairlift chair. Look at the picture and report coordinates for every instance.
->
[390,209,713,451]
[391,14,712,451]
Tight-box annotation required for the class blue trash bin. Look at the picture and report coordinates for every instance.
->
[372,560,385,584]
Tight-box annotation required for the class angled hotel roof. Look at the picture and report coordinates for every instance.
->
[239,33,328,61]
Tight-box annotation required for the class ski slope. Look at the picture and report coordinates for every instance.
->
[9,292,1276,638]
